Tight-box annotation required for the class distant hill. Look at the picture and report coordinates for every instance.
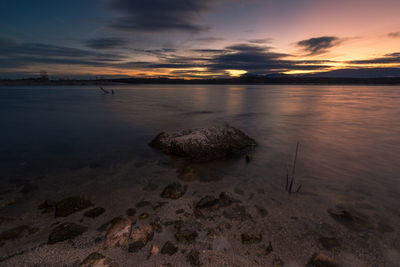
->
[308,68,400,78]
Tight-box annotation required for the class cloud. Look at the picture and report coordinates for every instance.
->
[388,32,400,38]
[107,0,218,32]
[85,37,128,50]
[248,38,272,44]
[193,37,225,43]
[297,36,341,55]
[348,52,400,64]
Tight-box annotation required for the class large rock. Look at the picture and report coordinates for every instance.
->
[80,252,119,267]
[55,196,93,218]
[103,217,135,249]
[149,125,256,162]
[48,222,87,244]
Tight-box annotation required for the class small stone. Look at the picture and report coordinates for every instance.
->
[307,253,338,267]
[195,196,219,210]
[241,233,262,244]
[218,192,235,207]
[161,183,187,199]
[97,217,122,232]
[161,241,178,255]
[126,208,137,216]
[131,224,154,245]
[147,244,160,260]
[128,241,146,253]
[186,249,201,266]
[0,198,18,210]
[319,237,340,250]
[223,205,251,221]
[55,196,93,218]
[163,220,183,230]
[48,222,87,244]
[139,213,150,220]
[327,205,372,232]
[150,222,163,233]
[84,207,105,218]
[175,229,198,244]
[80,252,119,267]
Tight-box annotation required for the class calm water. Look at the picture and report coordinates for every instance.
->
[0,84,399,195]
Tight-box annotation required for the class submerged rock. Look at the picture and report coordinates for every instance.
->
[241,232,262,244]
[327,205,373,232]
[103,217,135,249]
[80,252,119,267]
[186,250,201,266]
[0,225,39,242]
[48,222,87,244]
[161,183,187,199]
[55,196,93,218]
[149,125,256,162]
[307,253,338,267]
[84,207,105,218]
[161,241,178,255]
[175,229,198,244]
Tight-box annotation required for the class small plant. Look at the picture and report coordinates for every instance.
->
[285,142,302,193]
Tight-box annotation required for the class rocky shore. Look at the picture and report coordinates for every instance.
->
[0,126,399,266]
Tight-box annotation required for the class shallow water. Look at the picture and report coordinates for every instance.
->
[1,84,400,265]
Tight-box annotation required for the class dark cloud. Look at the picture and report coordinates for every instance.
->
[348,52,400,64]
[107,0,217,32]
[248,38,272,44]
[85,38,128,50]
[297,36,341,55]
[388,32,400,38]
[193,37,225,42]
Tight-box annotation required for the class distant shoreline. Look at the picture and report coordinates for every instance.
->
[1,76,400,86]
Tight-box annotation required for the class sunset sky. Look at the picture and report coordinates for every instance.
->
[0,0,399,79]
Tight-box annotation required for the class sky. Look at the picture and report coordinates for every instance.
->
[0,0,399,79]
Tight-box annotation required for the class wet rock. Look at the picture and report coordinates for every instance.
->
[126,208,137,216]
[103,217,135,249]
[84,207,105,218]
[38,200,56,213]
[48,222,87,244]
[139,213,150,220]
[196,196,219,210]
[161,183,187,199]
[241,232,262,244]
[150,125,257,162]
[218,192,235,207]
[55,196,93,218]
[136,201,151,209]
[327,205,373,232]
[0,225,39,242]
[255,205,268,217]
[129,224,154,252]
[186,249,201,266]
[128,241,146,253]
[319,237,340,250]
[97,217,122,232]
[143,183,158,192]
[161,241,178,255]
[307,253,338,267]
[223,204,251,221]
[175,229,198,244]
[80,252,119,267]
[147,244,160,260]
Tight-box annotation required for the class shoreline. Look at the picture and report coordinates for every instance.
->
[1,156,399,266]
